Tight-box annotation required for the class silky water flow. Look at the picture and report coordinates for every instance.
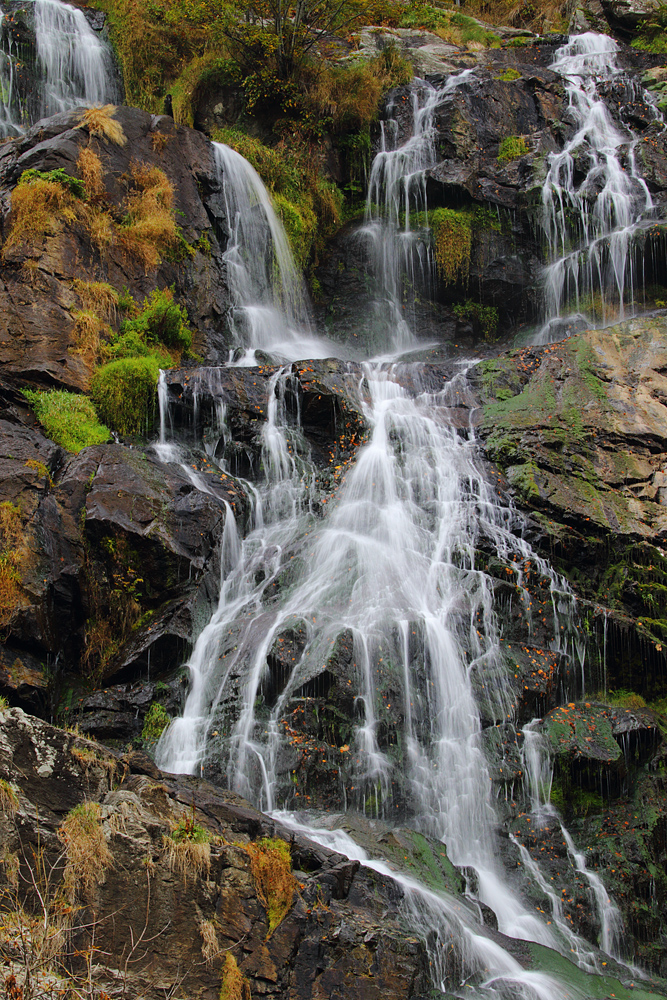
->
[0,0,116,135]
[155,39,644,1000]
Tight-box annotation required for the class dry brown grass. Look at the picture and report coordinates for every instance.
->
[0,778,19,818]
[219,953,251,1000]
[464,0,566,30]
[77,146,105,200]
[71,309,112,370]
[199,918,220,967]
[151,130,171,153]
[73,279,119,322]
[245,837,296,937]
[2,179,77,257]
[0,503,26,631]
[163,834,210,883]
[76,105,126,146]
[58,801,112,903]
[118,162,178,270]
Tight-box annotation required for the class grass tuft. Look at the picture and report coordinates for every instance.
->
[90,356,161,436]
[141,702,170,741]
[164,814,211,882]
[76,105,127,146]
[77,147,106,200]
[498,135,529,164]
[23,390,110,453]
[118,162,178,270]
[3,176,78,257]
[220,953,251,1000]
[59,801,112,902]
[0,778,19,817]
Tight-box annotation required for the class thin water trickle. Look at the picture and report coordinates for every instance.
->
[535,32,658,343]
[363,70,474,353]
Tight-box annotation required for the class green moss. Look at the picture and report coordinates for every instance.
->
[272,192,317,270]
[507,461,540,499]
[495,68,522,81]
[19,168,86,198]
[498,135,529,164]
[91,356,160,436]
[23,390,110,453]
[141,701,171,741]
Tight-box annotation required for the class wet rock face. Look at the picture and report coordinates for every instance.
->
[472,316,667,691]
[0,706,431,1000]
[0,382,248,713]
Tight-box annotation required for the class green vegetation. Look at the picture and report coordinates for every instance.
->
[431,208,472,286]
[171,814,210,844]
[91,356,161,436]
[496,67,521,81]
[220,953,251,1000]
[18,168,86,198]
[0,694,8,710]
[632,4,667,52]
[0,777,19,817]
[141,702,171,741]
[22,390,110,453]
[453,299,499,341]
[0,502,25,632]
[498,135,529,164]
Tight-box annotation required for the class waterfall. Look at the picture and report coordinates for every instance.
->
[212,142,334,363]
[536,32,657,343]
[155,39,640,996]
[0,0,116,137]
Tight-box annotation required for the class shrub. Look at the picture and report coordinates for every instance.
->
[141,702,170,740]
[431,208,472,286]
[18,168,86,198]
[91,356,161,436]
[120,287,192,353]
[498,135,529,164]
[245,837,296,936]
[76,104,127,145]
[59,801,112,902]
[23,390,110,452]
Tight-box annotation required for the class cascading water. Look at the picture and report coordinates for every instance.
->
[536,32,658,343]
[212,143,335,363]
[363,70,473,353]
[0,0,116,136]
[154,42,647,998]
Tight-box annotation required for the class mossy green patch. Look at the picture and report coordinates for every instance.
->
[91,356,160,437]
[23,390,110,453]
[498,135,529,163]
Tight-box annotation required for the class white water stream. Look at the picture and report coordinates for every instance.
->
[0,0,115,135]
[536,32,658,342]
[152,34,642,998]
[363,69,473,353]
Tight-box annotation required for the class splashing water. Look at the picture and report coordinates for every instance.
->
[536,32,656,343]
